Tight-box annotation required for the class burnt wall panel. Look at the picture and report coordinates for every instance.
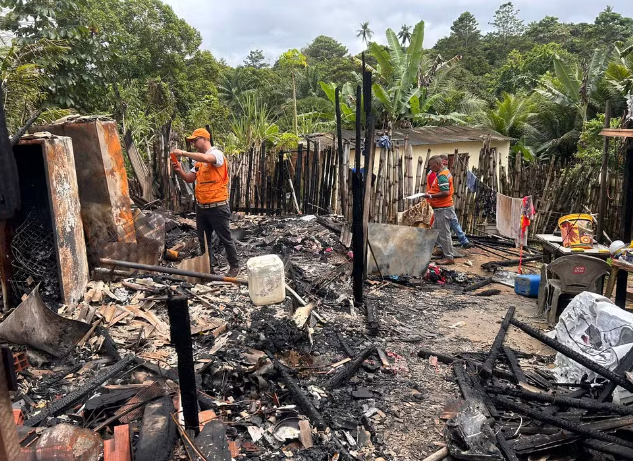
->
[35,120,136,246]
[42,137,89,305]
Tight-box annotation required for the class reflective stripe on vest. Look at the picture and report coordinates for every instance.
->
[195,160,229,204]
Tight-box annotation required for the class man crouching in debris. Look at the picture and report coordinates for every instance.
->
[170,128,240,277]
[422,155,456,266]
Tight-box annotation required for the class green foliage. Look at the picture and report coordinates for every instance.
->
[244,49,269,68]
[477,92,534,139]
[450,12,480,49]
[489,2,525,48]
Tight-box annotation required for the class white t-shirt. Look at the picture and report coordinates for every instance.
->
[193,147,225,169]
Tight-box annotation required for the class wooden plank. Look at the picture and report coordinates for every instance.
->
[124,130,152,201]
[0,353,23,460]
[104,425,132,461]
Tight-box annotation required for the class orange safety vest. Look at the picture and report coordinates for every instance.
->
[427,168,454,208]
[195,156,229,204]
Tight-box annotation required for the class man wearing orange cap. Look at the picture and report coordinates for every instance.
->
[171,128,240,277]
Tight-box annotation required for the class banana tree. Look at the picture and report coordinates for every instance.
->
[366,21,461,126]
[535,50,608,122]
[605,44,633,118]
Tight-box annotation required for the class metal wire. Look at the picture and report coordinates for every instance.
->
[9,209,60,300]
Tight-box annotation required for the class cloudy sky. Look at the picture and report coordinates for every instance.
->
[162,0,633,66]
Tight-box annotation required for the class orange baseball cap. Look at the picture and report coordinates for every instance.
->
[186,128,210,141]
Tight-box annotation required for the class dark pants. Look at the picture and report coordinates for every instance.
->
[196,204,239,269]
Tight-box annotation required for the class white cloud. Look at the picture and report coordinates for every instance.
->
[163,0,633,66]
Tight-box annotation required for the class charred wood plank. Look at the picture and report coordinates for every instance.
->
[503,346,527,386]
[582,439,633,459]
[481,256,541,271]
[418,349,515,382]
[480,306,515,379]
[194,419,231,461]
[335,332,355,358]
[491,396,633,450]
[135,396,177,461]
[510,317,633,393]
[486,386,633,416]
[474,289,501,297]
[24,355,134,427]
[462,277,492,293]
[166,295,199,434]
[328,346,376,390]
[270,356,326,430]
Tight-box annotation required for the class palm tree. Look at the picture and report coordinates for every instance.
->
[356,22,373,45]
[397,25,412,45]
[477,92,534,139]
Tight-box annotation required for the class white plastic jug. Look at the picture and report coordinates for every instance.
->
[247,254,286,305]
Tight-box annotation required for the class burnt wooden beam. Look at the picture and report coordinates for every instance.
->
[328,346,375,389]
[481,256,541,271]
[480,306,515,378]
[166,295,199,434]
[503,346,527,386]
[24,355,134,427]
[270,356,326,430]
[462,277,493,293]
[418,349,515,382]
[510,317,633,393]
[492,395,633,450]
[352,84,364,306]
[135,396,177,461]
[486,386,633,416]
[335,332,355,358]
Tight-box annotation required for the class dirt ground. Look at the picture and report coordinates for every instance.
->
[225,216,560,460]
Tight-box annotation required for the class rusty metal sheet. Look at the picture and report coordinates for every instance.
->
[42,137,90,305]
[35,424,102,461]
[34,120,136,246]
[367,223,438,277]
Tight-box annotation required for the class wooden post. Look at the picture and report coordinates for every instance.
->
[245,146,253,213]
[616,139,633,308]
[362,117,376,275]
[0,350,22,460]
[335,88,347,214]
[597,101,611,243]
[352,85,364,306]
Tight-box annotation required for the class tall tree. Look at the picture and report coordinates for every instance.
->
[450,12,480,48]
[489,2,525,48]
[278,49,307,134]
[243,49,268,68]
[397,25,412,46]
[303,36,348,62]
[593,7,633,48]
[357,22,374,45]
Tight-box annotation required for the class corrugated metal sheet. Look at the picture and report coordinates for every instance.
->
[339,126,514,147]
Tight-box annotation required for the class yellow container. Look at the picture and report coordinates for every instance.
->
[558,213,594,249]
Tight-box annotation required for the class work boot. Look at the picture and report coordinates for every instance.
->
[436,258,455,266]
[461,241,473,249]
[432,248,444,257]
[227,266,240,278]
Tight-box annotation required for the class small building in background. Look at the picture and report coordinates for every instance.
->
[343,126,514,176]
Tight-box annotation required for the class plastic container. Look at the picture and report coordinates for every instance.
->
[558,213,594,249]
[247,255,286,305]
[514,274,541,298]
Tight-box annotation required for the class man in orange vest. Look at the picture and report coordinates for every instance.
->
[171,128,240,277]
[422,156,456,265]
